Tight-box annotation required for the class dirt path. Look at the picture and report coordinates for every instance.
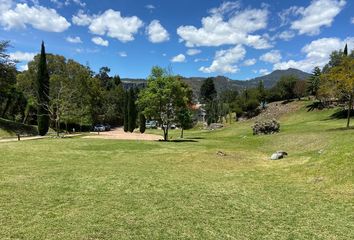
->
[0,134,82,143]
[83,128,163,141]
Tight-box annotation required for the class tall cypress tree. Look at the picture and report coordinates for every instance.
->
[37,41,50,136]
[343,43,348,56]
[127,88,137,132]
[139,112,146,133]
[123,90,129,132]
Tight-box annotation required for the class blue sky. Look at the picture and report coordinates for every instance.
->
[1,0,353,80]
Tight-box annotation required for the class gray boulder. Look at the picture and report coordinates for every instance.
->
[271,151,288,160]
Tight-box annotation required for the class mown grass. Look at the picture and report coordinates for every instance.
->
[0,101,353,239]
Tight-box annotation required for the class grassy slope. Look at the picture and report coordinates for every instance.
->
[0,101,353,239]
[0,118,38,138]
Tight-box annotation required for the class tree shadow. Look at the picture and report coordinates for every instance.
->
[306,102,326,112]
[186,137,205,140]
[329,109,354,119]
[158,139,198,143]
[325,126,354,132]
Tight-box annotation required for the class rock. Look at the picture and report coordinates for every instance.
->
[217,151,226,156]
[207,123,223,130]
[271,151,288,160]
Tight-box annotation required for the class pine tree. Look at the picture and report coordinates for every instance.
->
[37,41,50,136]
[307,67,321,98]
[200,78,217,103]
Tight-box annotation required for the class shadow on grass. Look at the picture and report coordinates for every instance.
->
[325,126,354,132]
[329,109,354,119]
[158,139,198,143]
[186,137,205,140]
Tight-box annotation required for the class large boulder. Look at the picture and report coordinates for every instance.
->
[271,151,288,160]
[252,119,280,135]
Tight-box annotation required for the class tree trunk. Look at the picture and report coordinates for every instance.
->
[346,94,353,128]
[56,119,60,137]
[162,125,169,141]
[180,128,184,138]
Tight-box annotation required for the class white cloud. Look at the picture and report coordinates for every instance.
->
[19,64,29,71]
[118,51,127,57]
[91,37,109,46]
[260,50,282,64]
[259,68,270,75]
[209,1,240,15]
[290,0,346,35]
[146,20,169,43]
[66,36,82,43]
[9,51,36,62]
[73,9,143,42]
[171,54,186,63]
[177,3,271,49]
[72,10,92,26]
[186,49,201,56]
[351,17,354,24]
[194,58,209,62]
[199,44,245,73]
[145,4,155,10]
[243,58,256,66]
[278,31,295,41]
[0,2,70,32]
[274,37,354,72]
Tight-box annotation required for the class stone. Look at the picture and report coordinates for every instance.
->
[271,151,288,160]
[217,151,226,156]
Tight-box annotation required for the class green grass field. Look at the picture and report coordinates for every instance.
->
[0,101,353,239]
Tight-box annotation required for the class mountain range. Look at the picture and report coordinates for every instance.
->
[122,68,311,97]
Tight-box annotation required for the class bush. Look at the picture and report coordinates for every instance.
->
[252,119,280,135]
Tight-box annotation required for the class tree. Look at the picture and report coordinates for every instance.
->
[137,66,191,141]
[276,75,298,101]
[324,51,354,128]
[127,88,137,132]
[307,67,321,98]
[200,77,217,103]
[139,113,146,133]
[177,108,193,138]
[123,90,129,132]
[37,42,50,136]
[257,80,266,108]
[294,80,307,100]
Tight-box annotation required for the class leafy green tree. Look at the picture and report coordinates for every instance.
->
[200,77,217,103]
[177,108,193,138]
[37,42,50,136]
[276,75,298,101]
[137,66,191,141]
[323,50,354,128]
[294,80,307,100]
[307,67,321,98]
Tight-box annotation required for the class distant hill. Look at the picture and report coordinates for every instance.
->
[121,68,311,98]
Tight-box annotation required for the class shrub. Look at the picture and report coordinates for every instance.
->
[252,119,280,135]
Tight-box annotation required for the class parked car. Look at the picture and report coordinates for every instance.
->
[94,124,105,132]
[146,120,157,129]
[104,124,111,131]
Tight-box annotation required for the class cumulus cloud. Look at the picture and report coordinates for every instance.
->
[260,50,282,64]
[243,58,256,66]
[9,51,36,62]
[171,54,186,63]
[351,17,354,24]
[278,31,295,41]
[283,0,346,36]
[177,3,271,49]
[199,44,245,73]
[0,2,70,32]
[92,37,109,46]
[145,4,155,10]
[146,20,169,43]
[66,36,82,43]
[51,0,86,8]
[194,58,209,62]
[274,37,354,72]
[186,49,201,56]
[73,9,143,42]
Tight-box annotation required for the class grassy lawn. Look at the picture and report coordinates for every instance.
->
[0,101,353,239]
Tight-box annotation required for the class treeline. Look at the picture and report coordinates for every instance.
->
[200,44,353,127]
